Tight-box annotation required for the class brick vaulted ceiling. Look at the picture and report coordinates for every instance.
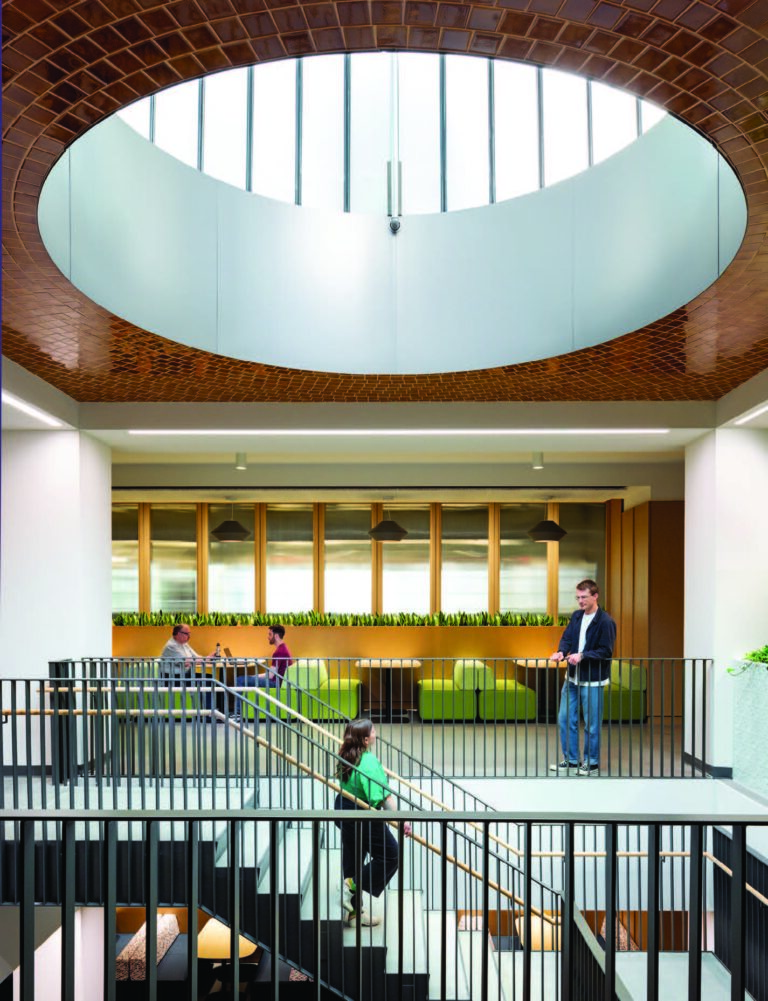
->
[2,0,768,404]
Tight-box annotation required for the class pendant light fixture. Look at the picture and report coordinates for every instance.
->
[527,519,567,543]
[369,509,408,542]
[210,502,251,542]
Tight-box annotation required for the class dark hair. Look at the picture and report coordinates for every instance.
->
[576,579,599,595]
[336,718,373,780]
[270,624,286,639]
[172,624,190,638]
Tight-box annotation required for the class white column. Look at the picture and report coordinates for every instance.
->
[0,430,112,673]
[685,428,768,771]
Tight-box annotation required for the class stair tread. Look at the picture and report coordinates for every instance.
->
[457,929,506,1001]
[256,826,314,895]
[426,912,471,1001]
[497,951,560,1000]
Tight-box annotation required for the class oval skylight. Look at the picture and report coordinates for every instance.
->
[117,53,666,216]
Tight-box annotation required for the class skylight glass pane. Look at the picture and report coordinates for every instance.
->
[494,61,540,201]
[202,68,248,189]
[154,81,199,168]
[350,53,392,214]
[446,56,489,211]
[398,53,441,215]
[542,68,588,186]
[252,60,296,203]
[117,98,150,139]
[641,99,666,132]
[591,81,638,165]
[302,55,345,212]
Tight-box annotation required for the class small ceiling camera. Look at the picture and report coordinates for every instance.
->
[389,217,401,235]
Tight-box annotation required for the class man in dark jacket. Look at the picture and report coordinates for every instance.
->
[549,579,616,775]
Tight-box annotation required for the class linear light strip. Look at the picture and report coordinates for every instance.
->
[1,391,64,428]
[128,428,671,437]
[734,404,768,426]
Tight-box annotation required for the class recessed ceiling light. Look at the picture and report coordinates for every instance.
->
[1,391,64,429]
[734,404,768,426]
[128,428,670,437]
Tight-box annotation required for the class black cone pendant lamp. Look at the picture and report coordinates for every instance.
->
[211,503,251,542]
[527,519,567,543]
[369,513,408,542]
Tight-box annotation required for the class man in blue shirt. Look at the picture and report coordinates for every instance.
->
[549,579,616,775]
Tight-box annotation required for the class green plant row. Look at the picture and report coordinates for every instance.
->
[113,610,571,628]
[745,644,768,664]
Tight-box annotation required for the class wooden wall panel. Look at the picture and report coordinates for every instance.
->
[648,502,684,659]
[620,510,635,660]
[632,503,649,658]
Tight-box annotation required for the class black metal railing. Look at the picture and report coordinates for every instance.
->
[1,810,765,1001]
[47,654,710,779]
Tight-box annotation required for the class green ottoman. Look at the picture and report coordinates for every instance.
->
[417,679,476,721]
[478,680,537,721]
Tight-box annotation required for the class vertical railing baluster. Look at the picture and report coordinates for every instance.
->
[229,819,241,990]
[21,819,35,1001]
[730,823,747,1000]
[103,821,117,1001]
[270,818,280,1001]
[688,823,703,1000]
[186,820,199,1001]
[145,820,158,1001]
[62,819,76,1001]
[523,820,532,1000]
[647,822,660,1001]
[604,822,617,1001]
[562,821,574,1001]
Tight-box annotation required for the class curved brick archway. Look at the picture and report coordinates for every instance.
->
[3,0,768,403]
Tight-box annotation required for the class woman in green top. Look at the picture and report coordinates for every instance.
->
[335,719,412,926]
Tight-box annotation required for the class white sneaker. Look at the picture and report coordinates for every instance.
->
[341,878,355,916]
[348,909,381,927]
[549,759,579,772]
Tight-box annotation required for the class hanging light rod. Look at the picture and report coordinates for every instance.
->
[129,427,671,437]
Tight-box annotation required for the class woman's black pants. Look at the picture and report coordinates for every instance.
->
[334,794,400,898]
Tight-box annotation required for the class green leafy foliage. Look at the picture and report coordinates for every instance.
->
[745,644,768,664]
[113,610,570,627]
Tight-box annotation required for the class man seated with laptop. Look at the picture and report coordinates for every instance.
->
[232,624,293,720]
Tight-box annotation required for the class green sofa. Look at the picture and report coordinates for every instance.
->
[605,660,647,722]
[240,659,360,723]
[477,677,537,721]
[417,659,493,721]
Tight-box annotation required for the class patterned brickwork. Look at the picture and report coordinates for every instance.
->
[3,0,768,402]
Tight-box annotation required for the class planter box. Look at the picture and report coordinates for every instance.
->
[112,625,563,662]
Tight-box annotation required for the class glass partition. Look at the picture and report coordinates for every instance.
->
[381,507,431,615]
[441,505,488,613]
[112,505,139,612]
[150,505,197,613]
[324,505,372,613]
[208,504,255,612]
[558,504,606,615]
[266,505,314,613]
[500,504,547,613]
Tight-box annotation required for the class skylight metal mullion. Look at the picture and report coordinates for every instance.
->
[536,66,544,190]
[488,59,496,205]
[295,59,303,206]
[343,54,351,213]
[635,96,642,137]
[246,66,254,192]
[149,94,156,144]
[587,79,594,168]
[197,78,205,172]
[439,54,447,213]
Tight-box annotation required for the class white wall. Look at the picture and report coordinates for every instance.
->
[685,428,768,770]
[0,431,111,764]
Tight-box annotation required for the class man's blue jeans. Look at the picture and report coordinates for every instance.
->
[558,680,605,767]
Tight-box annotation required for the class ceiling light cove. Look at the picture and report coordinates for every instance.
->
[1,391,64,429]
[127,428,671,437]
